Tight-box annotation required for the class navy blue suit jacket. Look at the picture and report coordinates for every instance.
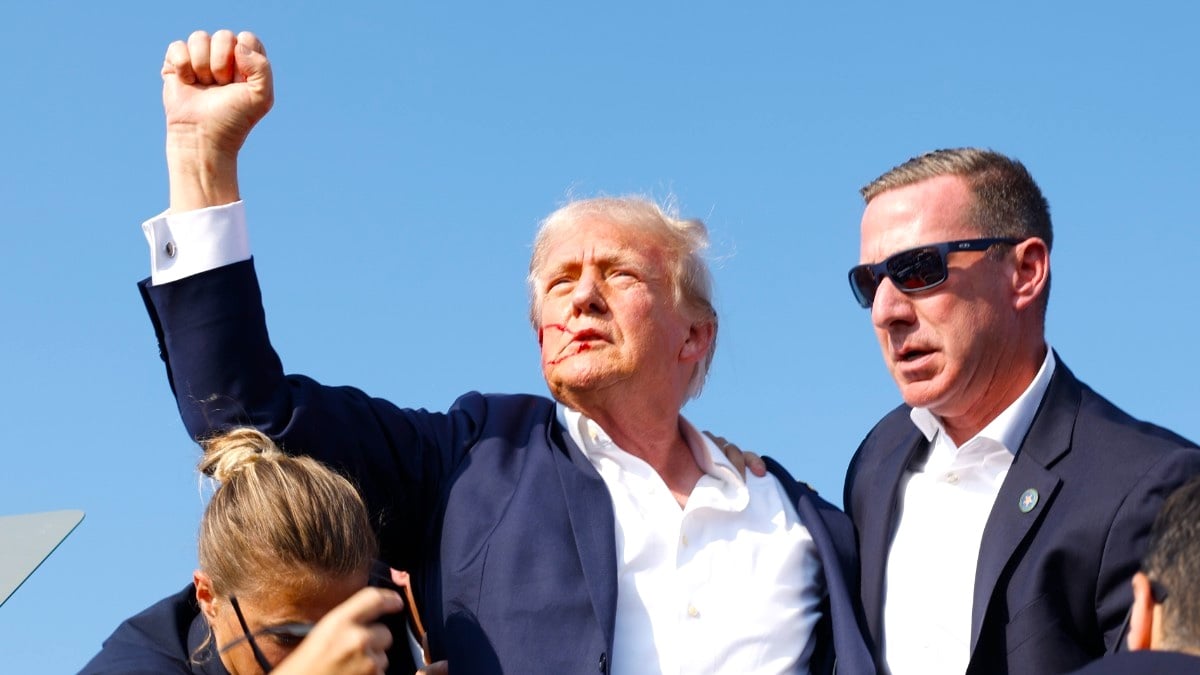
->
[844,356,1200,675]
[140,259,875,675]
[79,585,226,675]
[1068,651,1200,674]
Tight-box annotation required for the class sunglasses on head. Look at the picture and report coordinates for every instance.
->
[848,237,1023,308]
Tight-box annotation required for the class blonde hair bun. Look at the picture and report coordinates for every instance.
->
[198,428,284,483]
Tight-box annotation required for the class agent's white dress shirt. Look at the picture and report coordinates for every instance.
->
[883,350,1055,675]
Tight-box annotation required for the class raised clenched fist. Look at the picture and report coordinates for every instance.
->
[161,29,274,162]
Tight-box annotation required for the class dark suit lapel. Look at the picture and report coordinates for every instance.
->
[969,359,1080,654]
[859,427,927,645]
[765,458,876,675]
[547,416,618,651]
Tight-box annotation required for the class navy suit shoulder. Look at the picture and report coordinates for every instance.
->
[843,356,1200,675]
[763,457,877,675]
[1068,651,1200,674]
[78,585,225,675]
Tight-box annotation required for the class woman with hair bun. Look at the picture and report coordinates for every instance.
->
[81,428,415,675]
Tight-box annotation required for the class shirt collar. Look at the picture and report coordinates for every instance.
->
[555,403,746,493]
[910,347,1056,455]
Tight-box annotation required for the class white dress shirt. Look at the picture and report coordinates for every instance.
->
[142,202,251,284]
[882,350,1056,675]
[142,202,826,674]
[559,406,824,675]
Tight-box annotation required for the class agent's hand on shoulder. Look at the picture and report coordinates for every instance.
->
[272,586,404,675]
[705,431,767,479]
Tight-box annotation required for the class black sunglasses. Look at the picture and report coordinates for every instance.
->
[224,595,314,673]
[848,237,1023,308]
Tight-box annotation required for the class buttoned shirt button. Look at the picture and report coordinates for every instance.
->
[944,472,959,485]
[164,241,177,258]
[680,534,689,546]
[687,603,700,618]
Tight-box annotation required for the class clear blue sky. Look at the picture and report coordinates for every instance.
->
[2,2,1197,671]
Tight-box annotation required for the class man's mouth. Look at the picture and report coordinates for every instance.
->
[571,328,605,342]
[542,324,608,366]
[898,348,933,363]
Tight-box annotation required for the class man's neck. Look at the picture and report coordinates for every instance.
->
[940,342,1050,446]
[565,391,703,507]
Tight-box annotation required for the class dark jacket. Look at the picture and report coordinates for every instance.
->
[1068,650,1200,674]
[78,585,225,675]
[844,356,1200,674]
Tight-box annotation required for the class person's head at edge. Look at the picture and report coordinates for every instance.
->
[528,196,718,420]
[193,428,378,674]
[1128,474,1200,654]
[856,148,1053,445]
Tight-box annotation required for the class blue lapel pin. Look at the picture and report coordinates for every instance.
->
[1019,488,1039,513]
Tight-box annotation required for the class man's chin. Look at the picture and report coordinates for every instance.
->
[897,380,948,411]
[548,369,604,395]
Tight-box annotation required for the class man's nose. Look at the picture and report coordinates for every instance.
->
[871,276,916,328]
[571,270,608,315]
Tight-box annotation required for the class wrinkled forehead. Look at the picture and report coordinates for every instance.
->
[858,175,978,263]
[534,216,672,274]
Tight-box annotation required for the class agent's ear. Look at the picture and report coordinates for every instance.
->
[1127,572,1155,651]
[1010,237,1050,313]
[194,570,219,620]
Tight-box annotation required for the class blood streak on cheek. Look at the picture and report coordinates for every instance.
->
[546,342,592,366]
[542,324,578,366]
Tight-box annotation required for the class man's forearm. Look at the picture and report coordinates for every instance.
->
[166,129,241,213]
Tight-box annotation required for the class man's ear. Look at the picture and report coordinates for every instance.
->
[1010,237,1050,312]
[194,569,218,620]
[680,319,716,364]
[1127,572,1155,651]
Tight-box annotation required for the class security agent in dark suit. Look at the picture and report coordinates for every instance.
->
[138,29,875,674]
[842,148,1200,675]
[1070,474,1200,673]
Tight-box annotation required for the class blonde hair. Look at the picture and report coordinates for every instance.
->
[196,428,377,597]
[528,196,719,400]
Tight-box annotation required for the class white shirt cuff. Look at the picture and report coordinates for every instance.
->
[142,201,251,285]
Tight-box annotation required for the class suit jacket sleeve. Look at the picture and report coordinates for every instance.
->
[139,259,478,569]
